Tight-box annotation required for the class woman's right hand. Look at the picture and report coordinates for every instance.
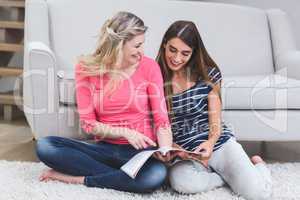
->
[172,151,190,160]
[123,130,157,150]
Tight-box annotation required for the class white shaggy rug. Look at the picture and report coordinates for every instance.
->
[0,160,300,200]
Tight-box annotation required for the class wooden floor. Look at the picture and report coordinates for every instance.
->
[0,116,38,162]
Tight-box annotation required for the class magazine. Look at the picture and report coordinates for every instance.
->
[120,146,204,179]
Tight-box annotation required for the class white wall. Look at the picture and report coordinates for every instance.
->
[193,0,300,48]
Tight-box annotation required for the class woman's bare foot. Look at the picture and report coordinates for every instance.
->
[39,169,84,184]
[251,155,264,165]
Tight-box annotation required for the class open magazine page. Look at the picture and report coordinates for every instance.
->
[161,146,204,162]
[120,149,159,179]
[120,146,204,179]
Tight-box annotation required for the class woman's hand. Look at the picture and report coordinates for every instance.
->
[172,151,191,160]
[153,143,179,162]
[171,143,191,160]
[153,143,189,162]
[123,130,157,150]
[193,140,215,167]
[153,151,173,162]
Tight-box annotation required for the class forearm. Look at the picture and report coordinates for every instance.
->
[207,85,222,145]
[208,112,222,145]
[208,107,222,145]
[156,126,173,147]
[91,122,131,139]
[208,123,221,145]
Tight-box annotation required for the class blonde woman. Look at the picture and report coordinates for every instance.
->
[36,12,173,193]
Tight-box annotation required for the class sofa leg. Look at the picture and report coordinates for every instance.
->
[3,105,13,121]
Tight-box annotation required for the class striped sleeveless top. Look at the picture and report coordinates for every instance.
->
[171,67,234,151]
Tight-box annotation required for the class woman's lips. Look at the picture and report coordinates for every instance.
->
[132,54,141,61]
[170,59,183,67]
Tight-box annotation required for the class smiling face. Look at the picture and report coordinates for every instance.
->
[122,33,145,67]
[164,37,193,73]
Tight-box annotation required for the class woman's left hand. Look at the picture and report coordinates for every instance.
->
[193,140,214,167]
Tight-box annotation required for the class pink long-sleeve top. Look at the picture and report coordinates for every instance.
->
[75,56,170,144]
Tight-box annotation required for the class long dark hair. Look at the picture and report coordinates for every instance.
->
[156,20,221,115]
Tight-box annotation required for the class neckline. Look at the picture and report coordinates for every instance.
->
[172,81,199,97]
[103,58,142,81]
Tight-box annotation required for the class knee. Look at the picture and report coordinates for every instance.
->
[137,160,167,193]
[169,161,198,194]
[36,136,59,162]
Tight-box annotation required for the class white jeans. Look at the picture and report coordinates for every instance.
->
[169,138,272,200]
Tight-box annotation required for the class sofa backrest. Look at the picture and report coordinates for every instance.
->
[47,0,274,76]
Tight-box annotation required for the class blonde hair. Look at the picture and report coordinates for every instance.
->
[78,11,147,76]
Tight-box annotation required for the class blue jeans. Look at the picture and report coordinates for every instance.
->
[36,136,167,193]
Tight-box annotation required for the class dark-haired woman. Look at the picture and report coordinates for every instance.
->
[156,21,272,200]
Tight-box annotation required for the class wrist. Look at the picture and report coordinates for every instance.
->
[121,129,131,139]
[207,138,217,146]
[157,139,172,148]
[122,128,139,139]
[157,127,173,148]
[158,144,172,148]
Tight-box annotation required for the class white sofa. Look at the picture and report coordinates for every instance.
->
[24,0,300,141]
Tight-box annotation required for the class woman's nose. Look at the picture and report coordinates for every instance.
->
[173,53,182,63]
[138,46,144,54]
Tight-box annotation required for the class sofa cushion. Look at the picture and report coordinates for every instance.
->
[58,71,300,110]
[222,74,300,109]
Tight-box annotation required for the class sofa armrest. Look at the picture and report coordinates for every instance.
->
[266,8,299,78]
[27,41,55,62]
[276,51,300,80]
[23,41,60,139]
[266,9,296,58]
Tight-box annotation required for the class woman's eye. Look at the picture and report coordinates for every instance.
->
[169,48,176,53]
[182,53,190,57]
[135,43,143,48]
